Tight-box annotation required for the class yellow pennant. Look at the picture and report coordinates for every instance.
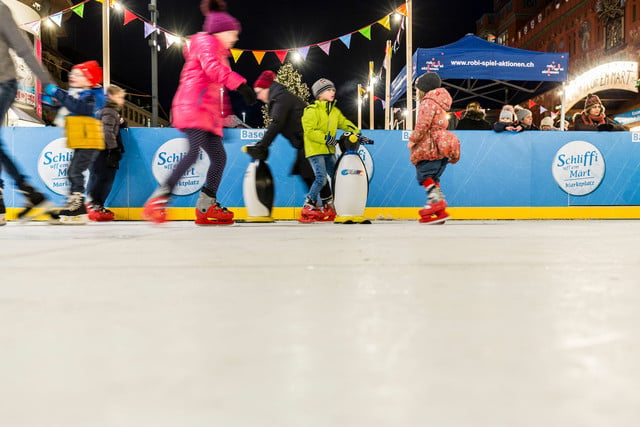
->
[377,16,390,30]
[230,49,243,62]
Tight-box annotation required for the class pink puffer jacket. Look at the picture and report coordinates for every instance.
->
[408,87,460,165]
[171,32,246,136]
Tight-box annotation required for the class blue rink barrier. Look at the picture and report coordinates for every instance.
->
[2,127,640,220]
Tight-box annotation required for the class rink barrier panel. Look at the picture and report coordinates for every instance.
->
[2,127,640,220]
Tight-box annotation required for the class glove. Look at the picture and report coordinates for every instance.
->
[358,134,374,145]
[325,134,337,147]
[597,123,614,131]
[41,95,55,105]
[44,84,59,97]
[243,144,268,161]
[236,83,256,106]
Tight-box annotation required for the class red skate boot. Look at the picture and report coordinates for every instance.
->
[418,178,449,225]
[143,187,170,223]
[194,190,234,225]
[317,197,336,222]
[299,197,323,223]
[89,204,115,222]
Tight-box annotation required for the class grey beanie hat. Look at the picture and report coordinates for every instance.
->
[499,109,514,121]
[515,108,532,122]
[312,78,336,98]
[415,72,441,93]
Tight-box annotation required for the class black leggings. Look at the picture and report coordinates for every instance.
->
[166,129,226,196]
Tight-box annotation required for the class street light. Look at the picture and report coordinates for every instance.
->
[149,0,159,127]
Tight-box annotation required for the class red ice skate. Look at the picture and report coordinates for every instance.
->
[142,195,169,223]
[317,203,336,222]
[298,198,323,223]
[89,205,115,222]
[418,178,449,225]
[195,202,234,225]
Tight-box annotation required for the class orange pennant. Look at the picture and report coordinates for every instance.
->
[396,3,407,16]
[274,50,288,64]
[252,51,266,64]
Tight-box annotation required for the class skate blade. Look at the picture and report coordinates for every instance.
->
[195,218,234,225]
[49,214,89,225]
[419,214,449,225]
[17,200,56,222]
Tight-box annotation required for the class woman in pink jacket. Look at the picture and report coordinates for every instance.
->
[143,0,255,224]
[407,72,460,224]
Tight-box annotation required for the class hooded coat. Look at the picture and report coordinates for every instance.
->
[408,88,460,164]
[171,33,246,136]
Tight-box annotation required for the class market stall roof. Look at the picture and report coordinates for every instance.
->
[390,34,569,110]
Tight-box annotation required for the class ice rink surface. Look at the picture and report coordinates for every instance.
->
[1,219,640,427]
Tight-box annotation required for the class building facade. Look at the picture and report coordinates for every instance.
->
[477,0,640,127]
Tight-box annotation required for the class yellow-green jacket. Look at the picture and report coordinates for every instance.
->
[301,100,359,157]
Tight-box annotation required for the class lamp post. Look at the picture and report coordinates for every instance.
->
[405,0,413,130]
[369,61,374,130]
[357,83,363,129]
[102,0,110,87]
[149,0,158,127]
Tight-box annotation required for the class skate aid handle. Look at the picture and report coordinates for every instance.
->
[325,134,338,146]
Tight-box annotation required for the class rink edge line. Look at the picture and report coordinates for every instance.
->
[6,206,640,221]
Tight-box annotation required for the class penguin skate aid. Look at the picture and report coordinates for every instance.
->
[407,72,460,224]
[331,132,375,224]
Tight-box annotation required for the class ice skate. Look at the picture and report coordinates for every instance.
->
[299,197,323,223]
[15,184,54,222]
[88,204,115,222]
[317,199,336,222]
[49,192,88,225]
[142,186,170,223]
[194,190,234,225]
[418,179,449,224]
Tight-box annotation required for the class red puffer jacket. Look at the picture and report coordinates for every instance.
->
[171,33,246,136]
[408,87,460,165]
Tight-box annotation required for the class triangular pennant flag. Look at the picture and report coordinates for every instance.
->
[377,16,390,30]
[358,86,367,96]
[274,50,288,64]
[252,51,266,64]
[550,111,557,119]
[318,41,331,55]
[50,12,63,27]
[339,35,351,49]
[539,105,547,113]
[298,46,310,60]
[95,0,103,3]
[359,26,371,40]
[124,9,137,26]
[29,20,42,35]
[396,4,408,16]
[71,4,84,18]
[230,49,243,62]
[455,111,464,119]
[144,22,157,38]
[379,99,386,109]
[165,33,180,48]
[528,99,536,108]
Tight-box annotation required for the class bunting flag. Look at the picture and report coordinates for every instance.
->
[165,33,180,48]
[298,46,310,60]
[124,9,138,25]
[27,20,41,35]
[396,4,408,16]
[358,26,372,40]
[539,105,547,113]
[71,4,84,18]
[230,49,243,62]
[318,41,331,55]
[358,85,367,97]
[377,16,390,30]
[455,111,464,119]
[50,12,63,27]
[274,50,288,64]
[550,111,557,119]
[144,22,157,38]
[339,34,351,49]
[252,51,266,64]
[528,99,536,108]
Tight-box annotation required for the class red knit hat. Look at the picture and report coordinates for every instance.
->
[254,71,276,89]
[584,93,603,112]
[71,60,103,86]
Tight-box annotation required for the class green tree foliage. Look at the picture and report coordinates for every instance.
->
[261,63,311,127]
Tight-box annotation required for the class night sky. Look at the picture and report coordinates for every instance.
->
[56,0,493,126]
